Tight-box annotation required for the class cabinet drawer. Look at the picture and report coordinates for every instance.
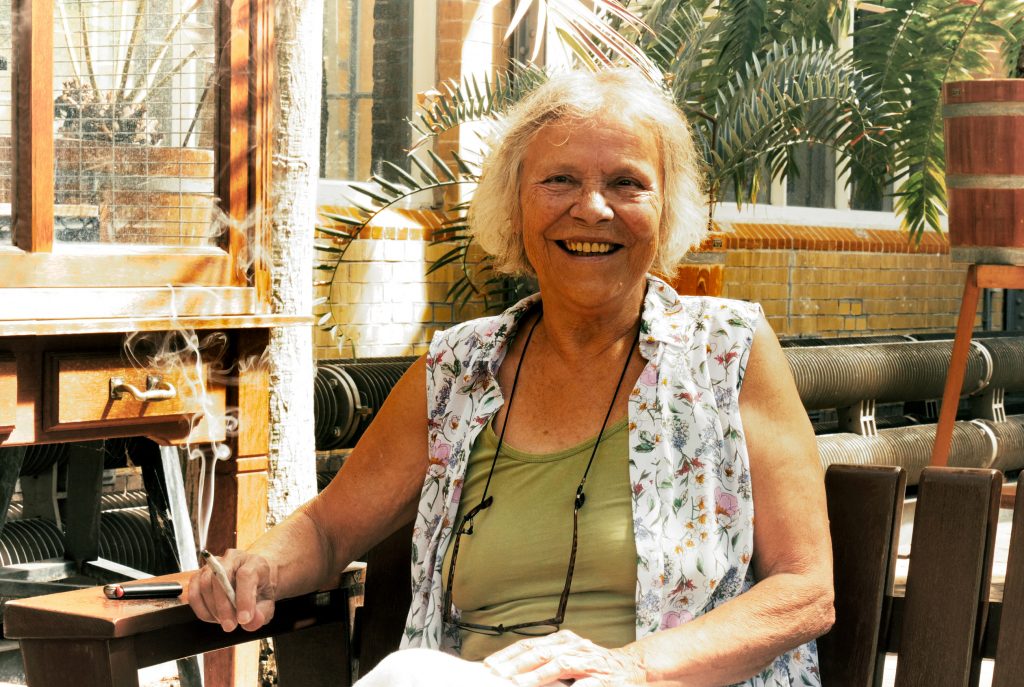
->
[0,354,15,432]
[43,352,226,431]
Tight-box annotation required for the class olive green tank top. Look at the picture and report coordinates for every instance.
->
[441,415,638,661]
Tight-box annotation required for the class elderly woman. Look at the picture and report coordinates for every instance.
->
[189,69,833,686]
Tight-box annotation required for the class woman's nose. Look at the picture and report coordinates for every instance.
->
[569,187,614,223]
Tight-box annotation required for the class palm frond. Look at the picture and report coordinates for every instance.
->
[409,66,550,150]
[510,0,661,80]
[852,0,1024,239]
[704,39,888,204]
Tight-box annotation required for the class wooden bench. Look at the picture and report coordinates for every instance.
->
[819,464,1023,687]
[4,465,1023,686]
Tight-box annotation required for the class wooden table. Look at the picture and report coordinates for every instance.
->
[3,566,364,687]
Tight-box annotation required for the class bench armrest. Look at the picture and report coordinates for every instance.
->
[4,566,364,687]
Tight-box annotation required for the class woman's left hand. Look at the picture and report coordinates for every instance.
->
[483,630,647,687]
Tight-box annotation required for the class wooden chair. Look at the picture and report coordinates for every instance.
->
[989,474,1024,687]
[818,464,1005,687]
[817,464,906,686]
[4,466,1022,686]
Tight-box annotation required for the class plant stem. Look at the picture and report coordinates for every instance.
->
[55,1,83,85]
[75,0,99,91]
[118,0,148,100]
[126,0,205,104]
[182,70,215,147]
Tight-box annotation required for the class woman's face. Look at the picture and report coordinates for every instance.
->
[518,114,663,311]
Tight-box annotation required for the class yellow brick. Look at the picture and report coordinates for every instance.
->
[760,300,788,317]
[788,317,818,335]
[766,316,788,333]
[817,316,843,331]
[789,268,814,285]
[866,315,893,330]
[729,249,753,266]
[726,268,755,285]
[791,284,830,300]
[762,251,791,267]
[764,267,790,284]
[792,299,820,315]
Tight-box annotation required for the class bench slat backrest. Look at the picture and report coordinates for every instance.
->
[818,464,905,687]
[992,482,1024,687]
[893,467,1000,687]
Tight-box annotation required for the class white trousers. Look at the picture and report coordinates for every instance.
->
[354,648,516,687]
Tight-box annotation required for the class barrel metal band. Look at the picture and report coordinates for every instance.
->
[943,102,1024,117]
[946,174,1024,190]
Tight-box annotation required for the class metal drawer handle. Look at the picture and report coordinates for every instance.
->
[109,375,177,402]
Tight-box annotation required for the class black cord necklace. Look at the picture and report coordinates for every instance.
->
[463,306,638,529]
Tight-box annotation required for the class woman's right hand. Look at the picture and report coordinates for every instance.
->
[187,548,278,633]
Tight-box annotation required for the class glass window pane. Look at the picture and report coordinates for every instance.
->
[321,0,411,180]
[0,2,11,246]
[53,0,217,246]
[787,143,836,209]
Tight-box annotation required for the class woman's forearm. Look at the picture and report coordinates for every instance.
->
[244,499,350,601]
[622,571,834,687]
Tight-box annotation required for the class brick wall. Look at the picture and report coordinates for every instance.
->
[713,222,1003,337]
[315,214,1003,360]
[435,0,511,164]
[314,208,486,360]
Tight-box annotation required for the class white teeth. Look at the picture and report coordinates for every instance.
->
[564,241,614,254]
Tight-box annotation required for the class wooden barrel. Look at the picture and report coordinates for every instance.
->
[943,79,1024,254]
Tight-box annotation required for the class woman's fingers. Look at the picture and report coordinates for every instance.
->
[232,553,266,626]
[484,630,578,672]
[186,568,216,623]
[208,563,238,632]
[186,550,277,633]
[248,597,277,631]
[485,632,645,687]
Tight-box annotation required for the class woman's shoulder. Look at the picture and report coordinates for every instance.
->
[650,284,761,332]
[681,296,761,331]
[643,277,762,355]
[427,294,540,366]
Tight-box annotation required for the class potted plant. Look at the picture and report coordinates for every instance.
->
[851,0,1024,242]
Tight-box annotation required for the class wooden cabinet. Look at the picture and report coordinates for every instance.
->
[0,3,285,686]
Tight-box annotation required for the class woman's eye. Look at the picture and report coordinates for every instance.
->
[616,178,642,188]
[544,175,572,184]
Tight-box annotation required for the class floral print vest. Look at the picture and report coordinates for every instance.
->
[401,275,820,686]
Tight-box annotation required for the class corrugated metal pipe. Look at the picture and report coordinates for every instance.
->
[815,418,1022,485]
[314,357,419,450]
[783,337,1024,410]
[1,495,158,573]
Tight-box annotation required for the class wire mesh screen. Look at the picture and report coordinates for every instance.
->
[53,0,217,246]
[0,3,11,246]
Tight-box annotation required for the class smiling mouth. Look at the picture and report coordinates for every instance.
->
[557,240,621,256]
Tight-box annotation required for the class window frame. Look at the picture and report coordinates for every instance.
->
[0,0,273,316]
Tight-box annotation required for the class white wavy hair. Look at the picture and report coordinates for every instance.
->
[468,68,708,278]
